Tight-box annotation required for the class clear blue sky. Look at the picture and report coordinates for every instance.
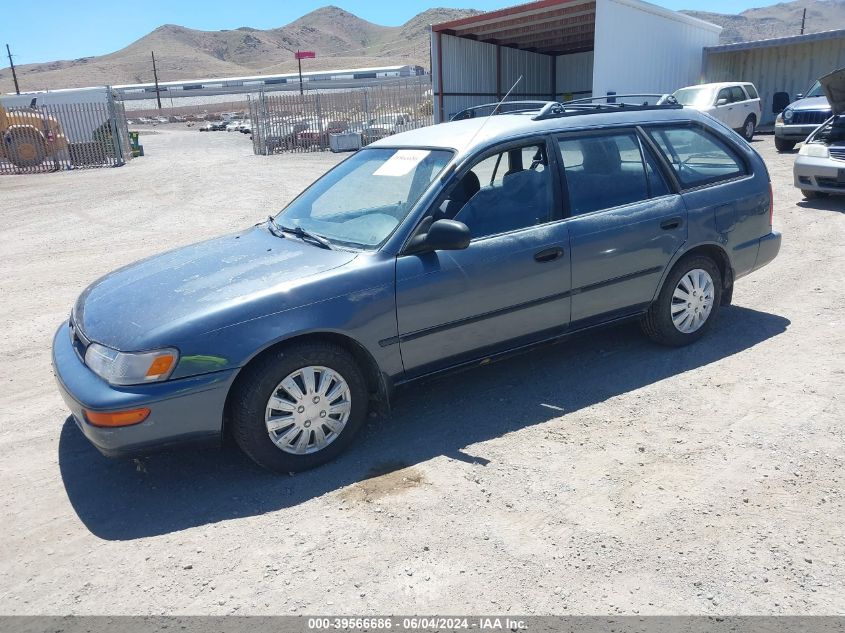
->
[5,0,769,65]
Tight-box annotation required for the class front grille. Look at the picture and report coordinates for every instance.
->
[816,177,845,190]
[792,110,830,126]
[829,147,845,161]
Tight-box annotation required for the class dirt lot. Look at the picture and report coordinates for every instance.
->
[0,128,842,616]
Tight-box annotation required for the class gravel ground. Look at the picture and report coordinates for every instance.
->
[0,128,842,616]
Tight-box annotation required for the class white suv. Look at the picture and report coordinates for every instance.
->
[672,82,762,141]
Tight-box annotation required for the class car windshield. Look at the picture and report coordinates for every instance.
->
[274,147,453,249]
[805,81,824,98]
[673,86,715,107]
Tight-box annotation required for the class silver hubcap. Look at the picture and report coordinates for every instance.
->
[671,268,715,334]
[264,366,351,455]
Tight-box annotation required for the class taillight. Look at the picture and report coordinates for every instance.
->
[45,130,55,142]
[768,182,774,227]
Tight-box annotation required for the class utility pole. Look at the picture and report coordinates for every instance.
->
[297,51,304,95]
[6,44,20,94]
[151,51,162,110]
[800,8,806,34]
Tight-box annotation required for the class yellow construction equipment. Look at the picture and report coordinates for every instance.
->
[0,102,69,168]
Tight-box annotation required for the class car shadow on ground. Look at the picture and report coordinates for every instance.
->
[58,305,789,541]
[797,196,845,212]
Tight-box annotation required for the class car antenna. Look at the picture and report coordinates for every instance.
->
[464,75,523,149]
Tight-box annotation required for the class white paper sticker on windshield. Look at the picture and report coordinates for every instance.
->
[373,149,431,177]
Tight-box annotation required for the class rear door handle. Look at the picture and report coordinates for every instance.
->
[534,247,564,263]
[660,217,682,230]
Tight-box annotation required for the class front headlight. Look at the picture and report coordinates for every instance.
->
[84,343,179,386]
[798,143,830,158]
[783,108,794,122]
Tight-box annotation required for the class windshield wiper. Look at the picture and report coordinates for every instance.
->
[279,224,333,250]
[266,215,285,238]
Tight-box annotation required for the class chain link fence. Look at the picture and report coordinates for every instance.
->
[248,77,433,155]
[1,96,131,175]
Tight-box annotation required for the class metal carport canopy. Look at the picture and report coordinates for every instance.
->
[432,0,597,55]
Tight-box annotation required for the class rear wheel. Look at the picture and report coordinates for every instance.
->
[775,137,795,152]
[230,341,368,472]
[641,256,722,346]
[5,128,47,167]
[742,115,756,141]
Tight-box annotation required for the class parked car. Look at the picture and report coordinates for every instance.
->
[53,99,780,472]
[672,82,762,141]
[793,67,845,199]
[226,120,242,132]
[774,79,833,152]
[200,121,227,132]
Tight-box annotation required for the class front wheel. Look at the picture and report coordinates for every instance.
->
[641,256,722,346]
[775,137,795,152]
[229,342,369,472]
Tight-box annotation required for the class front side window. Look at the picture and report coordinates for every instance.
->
[730,86,747,102]
[648,126,746,188]
[558,132,668,216]
[276,147,452,249]
[440,142,554,239]
[716,88,732,104]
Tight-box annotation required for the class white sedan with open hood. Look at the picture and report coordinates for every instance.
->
[794,67,845,199]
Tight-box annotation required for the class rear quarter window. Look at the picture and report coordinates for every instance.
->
[744,84,759,100]
[647,126,747,189]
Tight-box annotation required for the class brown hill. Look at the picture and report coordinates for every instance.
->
[682,0,845,44]
[0,6,478,93]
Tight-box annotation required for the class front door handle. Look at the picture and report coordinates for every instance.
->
[660,217,682,230]
[534,247,564,263]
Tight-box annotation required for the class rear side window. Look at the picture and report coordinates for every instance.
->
[730,86,746,102]
[558,132,669,216]
[648,126,746,189]
[744,84,759,99]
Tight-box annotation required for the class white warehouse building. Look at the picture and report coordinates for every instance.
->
[430,0,722,122]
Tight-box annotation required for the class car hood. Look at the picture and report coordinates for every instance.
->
[820,67,845,115]
[788,96,831,112]
[74,225,357,351]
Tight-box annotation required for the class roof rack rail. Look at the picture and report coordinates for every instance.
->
[450,100,551,121]
[532,94,680,120]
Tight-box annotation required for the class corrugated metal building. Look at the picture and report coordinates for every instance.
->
[430,0,721,122]
[703,29,845,125]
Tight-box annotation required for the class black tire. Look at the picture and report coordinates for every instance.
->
[641,255,723,347]
[229,341,368,472]
[5,128,47,167]
[801,190,828,200]
[741,115,756,141]
[775,137,795,152]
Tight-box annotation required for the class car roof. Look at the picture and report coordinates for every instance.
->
[369,107,714,158]
[677,82,754,91]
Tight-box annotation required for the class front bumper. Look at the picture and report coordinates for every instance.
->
[52,322,238,457]
[775,124,819,142]
[794,155,845,194]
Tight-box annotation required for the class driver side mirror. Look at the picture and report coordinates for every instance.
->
[796,93,804,100]
[716,98,729,106]
[405,219,470,255]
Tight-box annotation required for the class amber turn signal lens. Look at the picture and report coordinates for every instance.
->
[145,354,176,378]
[84,408,151,427]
